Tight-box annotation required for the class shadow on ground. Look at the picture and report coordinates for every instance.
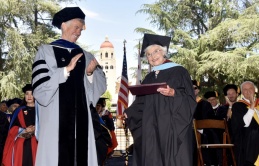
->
[104,152,132,166]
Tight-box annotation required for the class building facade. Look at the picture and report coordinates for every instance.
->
[98,37,117,107]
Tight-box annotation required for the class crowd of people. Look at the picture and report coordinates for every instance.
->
[0,5,258,166]
[192,80,259,166]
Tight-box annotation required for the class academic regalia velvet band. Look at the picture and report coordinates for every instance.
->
[32,43,106,166]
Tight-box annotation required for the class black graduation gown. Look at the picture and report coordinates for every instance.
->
[193,99,213,120]
[192,99,216,166]
[125,66,196,166]
[231,101,259,166]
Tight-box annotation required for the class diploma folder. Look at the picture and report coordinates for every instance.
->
[128,82,167,95]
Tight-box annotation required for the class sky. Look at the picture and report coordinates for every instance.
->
[63,0,158,82]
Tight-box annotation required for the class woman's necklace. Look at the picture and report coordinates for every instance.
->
[155,70,160,79]
[213,103,220,115]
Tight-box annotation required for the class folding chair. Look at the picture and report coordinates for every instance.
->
[193,119,236,166]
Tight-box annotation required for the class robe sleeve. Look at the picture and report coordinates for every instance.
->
[32,45,67,106]
[83,51,106,106]
[124,95,145,133]
[169,67,197,143]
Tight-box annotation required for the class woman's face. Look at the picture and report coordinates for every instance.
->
[207,97,218,107]
[145,45,166,66]
[25,90,34,105]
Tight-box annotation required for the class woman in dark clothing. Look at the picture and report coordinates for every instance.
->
[124,34,196,166]
[2,84,37,166]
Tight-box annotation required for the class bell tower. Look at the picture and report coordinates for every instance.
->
[98,36,117,103]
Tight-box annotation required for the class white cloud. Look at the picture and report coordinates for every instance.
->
[83,9,99,19]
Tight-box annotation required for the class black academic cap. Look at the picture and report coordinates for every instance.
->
[52,7,85,29]
[97,97,108,107]
[223,84,239,96]
[0,100,7,103]
[22,84,32,93]
[6,98,22,107]
[140,33,171,57]
[204,91,219,99]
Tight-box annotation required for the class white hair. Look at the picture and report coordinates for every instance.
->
[240,81,256,92]
[61,18,85,32]
[142,44,168,61]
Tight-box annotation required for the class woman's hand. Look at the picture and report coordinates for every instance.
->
[25,125,35,133]
[157,85,175,97]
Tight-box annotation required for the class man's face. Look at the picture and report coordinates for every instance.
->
[0,103,8,112]
[193,85,199,96]
[226,89,238,102]
[96,104,103,114]
[62,19,84,43]
[207,97,218,107]
[242,82,255,99]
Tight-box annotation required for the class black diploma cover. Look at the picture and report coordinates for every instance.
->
[128,82,167,95]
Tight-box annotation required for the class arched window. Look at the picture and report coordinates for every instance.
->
[100,53,102,59]
[105,52,108,58]
[110,65,114,69]
[111,53,113,58]
[105,66,108,69]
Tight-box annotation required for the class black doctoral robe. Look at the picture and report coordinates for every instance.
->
[231,100,259,166]
[125,65,196,166]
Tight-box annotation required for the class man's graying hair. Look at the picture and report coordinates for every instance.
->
[61,18,85,32]
[240,81,256,92]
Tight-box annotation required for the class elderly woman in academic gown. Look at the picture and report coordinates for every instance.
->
[124,34,196,166]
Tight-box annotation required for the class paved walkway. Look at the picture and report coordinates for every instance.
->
[104,153,132,166]
[103,127,134,165]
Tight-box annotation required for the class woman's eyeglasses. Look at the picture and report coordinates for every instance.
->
[146,49,162,58]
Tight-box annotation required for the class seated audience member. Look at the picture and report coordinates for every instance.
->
[0,111,9,165]
[6,98,22,122]
[92,99,113,166]
[96,98,118,156]
[2,84,37,166]
[231,81,259,166]
[0,101,8,113]
[192,80,213,120]
[192,81,218,166]
[222,84,240,121]
[204,91,224,119]
[216,84,240,165]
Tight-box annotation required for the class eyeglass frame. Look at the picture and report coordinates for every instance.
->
[145,49,163,58]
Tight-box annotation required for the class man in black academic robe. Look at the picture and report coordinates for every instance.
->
[231,81,259,166]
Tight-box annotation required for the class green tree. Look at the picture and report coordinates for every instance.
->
[0,0,85,100]
[101,91,112,111]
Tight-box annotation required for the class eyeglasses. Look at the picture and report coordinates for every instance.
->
[146,49,162,58]
[193,87,198,90]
